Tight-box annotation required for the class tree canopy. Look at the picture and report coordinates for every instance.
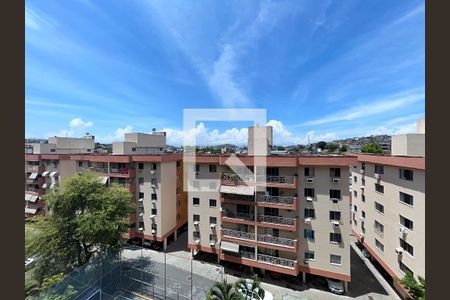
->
[316,141,327,150]
[26,171,134,284]
[361,142,383,154]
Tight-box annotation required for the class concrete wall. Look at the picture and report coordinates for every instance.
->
[113,141,163,155]
[351,161,425,279]
[416,118,425,134]
[391,134,425,157]
[248,126,273,156]
[160,162,177,236]
[124,133,166,148]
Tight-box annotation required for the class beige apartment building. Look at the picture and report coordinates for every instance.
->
[351,119,425,282]
[25,133,188,250]
[186,127,356,288]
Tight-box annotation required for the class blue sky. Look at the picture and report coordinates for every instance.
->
[25,0,424,145]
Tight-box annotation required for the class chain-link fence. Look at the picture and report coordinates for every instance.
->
[36,245,224,300]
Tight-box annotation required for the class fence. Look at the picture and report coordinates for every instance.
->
[35,245,224,300]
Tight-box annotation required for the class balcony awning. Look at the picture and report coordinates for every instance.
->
[28,172,38,180]
[49,171,58,177]
[42,171,50,177]
[25,194,32,201]
[220,185,254,196]
[25,204,38,214]
[42,183,48,189]
[29,195,39,203]
[220,241,239,253]
[99,176,109,185]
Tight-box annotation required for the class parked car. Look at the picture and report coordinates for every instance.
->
[326,278,345,295]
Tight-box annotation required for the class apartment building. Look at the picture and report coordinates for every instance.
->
[186,127,356,289]
[25,133,188,250]
[351,119,425,282]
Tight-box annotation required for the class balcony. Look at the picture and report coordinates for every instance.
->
[221,194,254,205]
[90,166,136,178]
[222,211,255,224]
[220,251,298,275]
[257,215,297,231]
[222,228,255,241]
[257,234,296,249]
[221,173,297,189]
[25,165,39,172]
[256,195,297,209]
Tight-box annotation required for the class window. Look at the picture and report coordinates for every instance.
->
[304,188,315,198]
[151,193,157,200]
[304,251,315,260]
[151,163,157,170]
[151,223,157,230]
[354,190,357,197]
[375,202,384,214]
[210,234,217,241]
[193,197,200,206]
[210,216,217,224]
[304,167,315,177]
[362,194,366,202]
[176,188,180,195]
[151,208,157,215]
[139,192,144,199]
[374,220,384,233]
[177,200,180,207]
[139,178,144,184]
[209,199,217,207]
[138,163,144,170]
[132,147,136,152]
[176,161,181,167]
[88,161,92,168]
[138,206,144,214]
[399,238,414,256]
[50,149,56,152]
[330,168,341,178]
[361,162,366,170]
[151,178,157,185]
[209,165,217,173]
[362,178,365,186]
[194,164,200,172]
[138,222,144,229]
[330,189,341,200]
[375,183,384,194]
[400,215,414,230]
[399,261,413,276]
[375,239,384,252]
[362,210,366,218]
[330,211,341,221]
[330,254,341,265]
[304,229,315,240]
[330,233,342,243]
[399,169,414,181]
[78,161,83,167]
[193,214,200,222]
[304,208,315,218]
[374,164,384,174]
[354,205,358,212]
[177,213,180,220]
[353,176,357,183]
[400,192,414,206]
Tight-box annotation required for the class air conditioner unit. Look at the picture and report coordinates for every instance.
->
[150,214,156,219]
[399,226,408,234]
[194,239,200,245]
[151,229,156,234]
[151,199,157,204]
[332,178,339,183]
[360,186,365,189]
[219,207,224,212]
[42,183,48,189]
[360,169,365,174]
[303,259,309,264]
[359,216,365,221]
[332,221,340,227]
[138,198,144,202]
[150,170,155,175]
[151,184,156,188]
[210,241,216,247]
[306,178,314,183]
[304,218,311,224]
[138,227,144,231]
[351,209,356,213]
[374,173,381,180]
[139,212,144,217]
[306,196,313,202]
[360,233,365,238]
[193,221,200,226]
[395,247,403,255]
[210,224,217,229]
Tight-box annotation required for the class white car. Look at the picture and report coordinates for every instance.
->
[326,278,345,295]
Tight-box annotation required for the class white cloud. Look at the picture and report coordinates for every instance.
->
[209,45,250,107]
[300,90,424,126]
[69,118,93,128]
[25,6,55,30]
[98,125,134,143]
[366,121,417,136]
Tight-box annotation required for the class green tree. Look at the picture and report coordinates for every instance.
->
[26,172,133,284]
[361,142,383,154]
[325,143,339,152]
[401,272,425,300]
[316,141,327,150]
[340,145,348,153]
[206,280,244,300]
[235,274,265,300]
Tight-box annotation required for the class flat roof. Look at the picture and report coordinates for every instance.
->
[356,154,425,170]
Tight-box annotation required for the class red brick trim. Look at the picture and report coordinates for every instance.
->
[298,265,351,282]
[356,154,425,170]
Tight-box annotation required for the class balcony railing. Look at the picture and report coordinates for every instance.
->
[221,173,296,185]
[257,253,296,269]
[26,165,39,172]
[258,215,296,226]
[258,175,296,185]
[222,228,255,241]
[257,234,295,248]
[91,167,133,175]
[222,211,255,221]
[222,193,254,202]
[257,195,295,206]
